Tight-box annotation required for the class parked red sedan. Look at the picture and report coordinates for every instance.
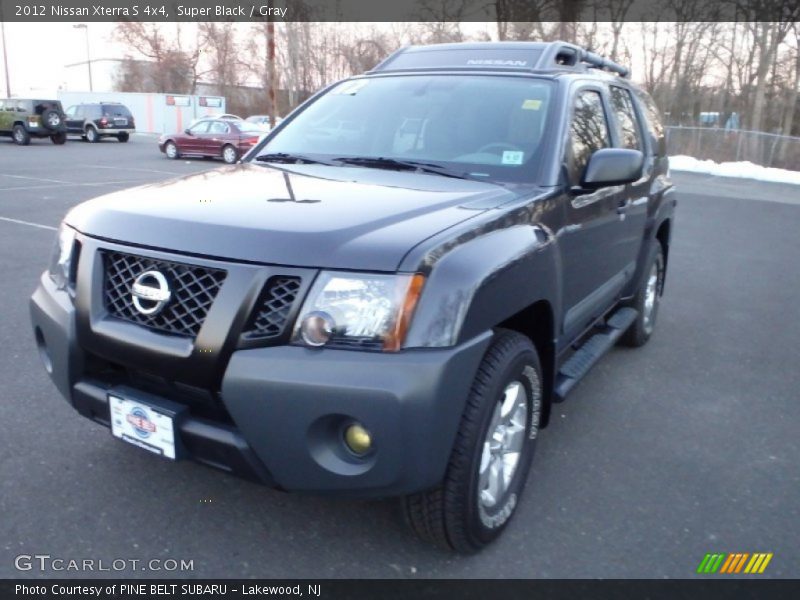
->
[158,118,264,164]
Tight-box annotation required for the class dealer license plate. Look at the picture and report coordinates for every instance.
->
[109,395,178,459]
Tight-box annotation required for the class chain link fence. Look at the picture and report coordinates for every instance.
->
[665,126,800,172]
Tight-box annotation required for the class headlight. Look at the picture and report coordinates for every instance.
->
[48,224,77,290]
[292,272,425,352]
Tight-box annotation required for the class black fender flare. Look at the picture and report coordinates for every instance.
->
[404,223,560,349]
[623,182,677,300]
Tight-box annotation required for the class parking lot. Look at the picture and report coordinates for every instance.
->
[1,135,799,578]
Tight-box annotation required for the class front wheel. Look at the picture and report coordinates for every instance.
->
[50,132,67,145]
[403,330,542,553]
[117,132,129,143]
[164,141,179,159]
[620,242,665,347]
[12,124,30,145]
[85,126,99,143]
[222,144,238,164]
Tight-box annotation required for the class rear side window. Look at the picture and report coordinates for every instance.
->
[568,89,610,183]
[609,87,642,150]
[209,121,229,134]
[632,89,665,155]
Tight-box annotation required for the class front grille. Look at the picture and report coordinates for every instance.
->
[103,251,226,338]
[243,276,301,340]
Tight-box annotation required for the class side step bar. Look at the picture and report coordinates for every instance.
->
[553,307,638,402]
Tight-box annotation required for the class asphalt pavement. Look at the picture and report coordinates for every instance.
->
[0,135,798,578]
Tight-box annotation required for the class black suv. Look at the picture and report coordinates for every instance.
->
[0,98,67,144]
[64,102,136,142]
[30,42,675,552]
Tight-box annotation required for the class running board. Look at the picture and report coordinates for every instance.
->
[553,307,638,402]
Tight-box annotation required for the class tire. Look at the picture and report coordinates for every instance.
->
[117,132,130,143]
[50,132,67,145]
[222,144,238,164]
[12,124,30,146]
[85,126,99,143]
[403,329,543,553]
[619,242,665,347]
[42,109,62,131]
[164,141,179,159]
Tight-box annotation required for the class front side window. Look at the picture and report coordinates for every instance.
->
[610,86,642,150]
[189,121,210,134]
[253,75,556,183]
[567,89,610,183]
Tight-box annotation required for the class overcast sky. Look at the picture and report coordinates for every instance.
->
[1,21,691,97]
[1,22,120,95]
[1,22,508,96]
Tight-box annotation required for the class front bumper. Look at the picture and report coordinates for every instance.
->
[30,272,491,497]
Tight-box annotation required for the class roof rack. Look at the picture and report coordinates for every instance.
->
[370,41,630,78]
[546,42,629,78]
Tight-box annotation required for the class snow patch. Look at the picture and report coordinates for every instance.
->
[669,155,800,186]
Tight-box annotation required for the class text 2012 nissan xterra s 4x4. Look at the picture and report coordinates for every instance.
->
[30,42,675,552]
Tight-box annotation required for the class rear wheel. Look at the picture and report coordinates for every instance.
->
[403,330,542,553]
[117,132,130,143]
[12,125,30,146]
[50,132,67,145]
[620,243,665,347]
[85,126,99,143]
[222,144,238,164]
[164,141,179,159]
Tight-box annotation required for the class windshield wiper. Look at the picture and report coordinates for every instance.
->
[255,152,339,166]
[333,156,473,180]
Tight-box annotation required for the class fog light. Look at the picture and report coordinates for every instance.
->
[300,310,335,347]
[344,423,372,455]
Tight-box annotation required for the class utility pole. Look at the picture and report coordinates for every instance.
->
[73,24,93,92]
[0,6,11,97]
[267,18,276,129]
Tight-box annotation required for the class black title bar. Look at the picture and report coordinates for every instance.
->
[4,579,800,600]
[0,0,798,22]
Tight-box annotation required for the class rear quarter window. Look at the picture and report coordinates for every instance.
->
[103,104,132,117]
[632,89,666,156]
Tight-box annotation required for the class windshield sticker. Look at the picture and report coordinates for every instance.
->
[522,99,542,110]
[333,80,370,96]
[502,151,524,165]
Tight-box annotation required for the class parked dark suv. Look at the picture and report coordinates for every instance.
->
[30,42,675,552]
[0,98,67,144]
[65,102,136,142]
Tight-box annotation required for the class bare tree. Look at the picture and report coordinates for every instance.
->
[113,22,200,93]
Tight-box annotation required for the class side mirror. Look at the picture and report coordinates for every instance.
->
[581,148,644,188]
[184,128,192,135]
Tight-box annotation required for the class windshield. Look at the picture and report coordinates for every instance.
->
[253,75,555,182]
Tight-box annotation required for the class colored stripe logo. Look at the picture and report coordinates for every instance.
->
[697,552,773,574]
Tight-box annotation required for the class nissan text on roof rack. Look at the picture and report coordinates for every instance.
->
[30,41,675,552]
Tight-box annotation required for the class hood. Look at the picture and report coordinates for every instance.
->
[65,163,519,271]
